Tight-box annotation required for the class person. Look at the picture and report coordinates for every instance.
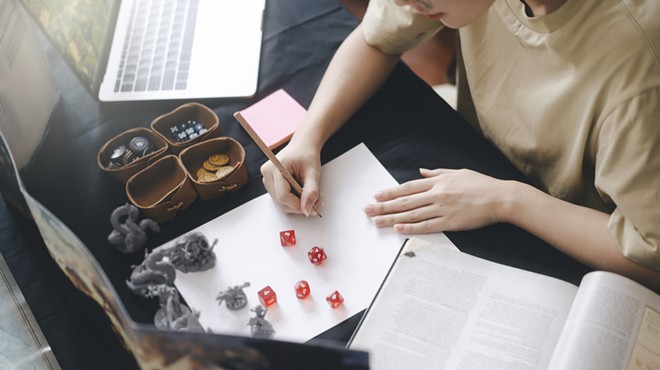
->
[261,0,660,291]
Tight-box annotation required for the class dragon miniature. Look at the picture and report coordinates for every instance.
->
[126,249,176,298]
[152,284,203,332]
[167,231,217,273]
[108,203,160,253]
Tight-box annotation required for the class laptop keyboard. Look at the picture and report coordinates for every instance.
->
[114,0,199,93]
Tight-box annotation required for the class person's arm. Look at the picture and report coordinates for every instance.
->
[501,180,660,293]
[261,23,400,215]
[364,168,660,292]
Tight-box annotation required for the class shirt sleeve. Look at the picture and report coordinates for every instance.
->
[362,0,443,55]
[596,87,660,271]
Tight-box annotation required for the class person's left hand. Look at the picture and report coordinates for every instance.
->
[363,168,510,234]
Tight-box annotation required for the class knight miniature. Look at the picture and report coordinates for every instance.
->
[216,282,250,310]
[247,305,275,339]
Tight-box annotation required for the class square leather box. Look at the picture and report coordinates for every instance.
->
[97,127,169,183]
[179,137,248,200]
[125,155,197,223]
[150,102,220,155]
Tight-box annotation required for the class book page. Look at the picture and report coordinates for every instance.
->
[548,271,660,370]
[349,237,578,370]
[0,0,59,168]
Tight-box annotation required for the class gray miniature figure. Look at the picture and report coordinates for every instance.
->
[152,284,203,332]
[126,249,176,298]
[108,203,159,253]
[166,231,217,273]
[247,305,275,339]
[216,282,250,310]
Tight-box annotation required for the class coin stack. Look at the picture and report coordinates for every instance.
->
[196,153,235,183]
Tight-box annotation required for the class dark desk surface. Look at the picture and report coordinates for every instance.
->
[2,0,591,368]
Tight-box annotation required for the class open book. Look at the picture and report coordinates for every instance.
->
[349,237,660,370]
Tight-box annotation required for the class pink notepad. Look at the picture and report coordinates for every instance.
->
[238,89,306,149]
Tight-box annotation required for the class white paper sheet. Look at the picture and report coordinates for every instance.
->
[170,143,455,342]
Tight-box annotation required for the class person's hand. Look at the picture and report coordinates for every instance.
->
[363,168,510,233]
[260,141,322,216]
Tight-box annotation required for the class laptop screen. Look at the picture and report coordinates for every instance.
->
[19,0,119,94]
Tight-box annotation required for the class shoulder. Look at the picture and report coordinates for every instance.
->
[619,0,660,56]
[362,0,443,55]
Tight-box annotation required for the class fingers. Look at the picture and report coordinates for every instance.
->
[300,166,321,217]
[373,178,433,202]
[261,162,304,214]
[273,172,305,214]
[364,191,433,218]
[369,204,452,234]
[419,168,448,177]
[393,218,446,234]
[260,158,322,216]
[369,204,440,228]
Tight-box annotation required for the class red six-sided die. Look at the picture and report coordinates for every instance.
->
[258,286,277,307]
[279,230,296,247]
[326,290,344,309]
[307,246,327,265]
[294,280,311,299]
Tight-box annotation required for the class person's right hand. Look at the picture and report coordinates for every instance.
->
[260,141,322,216]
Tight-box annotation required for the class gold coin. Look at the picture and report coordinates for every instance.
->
[198,172,218,183]
[208,153,230,166]
[196,168,209,178]
[215,165,235,179]
[203,160,220,171]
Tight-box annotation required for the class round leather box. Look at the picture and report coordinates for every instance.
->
[97,127,169,183]
[150,102,220,155]
[179,137,248,200]
[125,155,197,223]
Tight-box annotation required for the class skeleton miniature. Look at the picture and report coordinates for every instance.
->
[108,203,159,253]
[247,305,275,339]
[216,282,250,310]
[166,231,217,273]
[152,284,203,332]
[126,249,176,298]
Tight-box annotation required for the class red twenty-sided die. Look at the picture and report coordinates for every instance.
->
[294,280,311,299]
[307,246,327,265]
[326,290,344,309]
[258,286,277,307]
[279,230,296,247]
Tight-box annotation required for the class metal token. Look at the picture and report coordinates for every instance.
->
[208,153,230,166]
[128,136,153,152]
[110,144,127,161]
[215,165,235,179]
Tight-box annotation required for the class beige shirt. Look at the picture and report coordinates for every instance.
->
[362,0,660,271]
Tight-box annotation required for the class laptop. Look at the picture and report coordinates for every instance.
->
[19,0,266,102]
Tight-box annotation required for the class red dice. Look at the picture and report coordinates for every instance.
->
[307,246,327,265]
[326,290,344,309]
[294,280,311,299]
[258,286,277,307]
[279,230,296,247]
